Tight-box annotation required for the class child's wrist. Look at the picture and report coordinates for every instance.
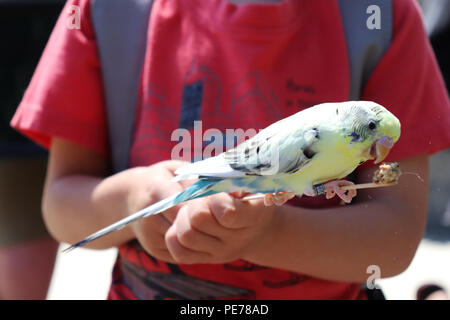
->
[241,205,282,265]
[115,166,147,218]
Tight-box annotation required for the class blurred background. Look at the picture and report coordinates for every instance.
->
[0,0,449,300]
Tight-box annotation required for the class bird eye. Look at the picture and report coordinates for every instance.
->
[368,121,376,130]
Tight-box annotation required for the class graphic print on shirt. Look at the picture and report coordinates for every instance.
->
[179,60,222,128]
[132,60,320,166]
[132,82,179,165]
[179,81,203,130]
[230,72,283,126]
[284,77,321,109]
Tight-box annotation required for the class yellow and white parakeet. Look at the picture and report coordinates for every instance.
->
[66,101,401,251]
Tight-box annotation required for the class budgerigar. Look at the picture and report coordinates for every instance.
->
[65,101,401,251]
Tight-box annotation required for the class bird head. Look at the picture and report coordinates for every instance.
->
[340,101,401,164]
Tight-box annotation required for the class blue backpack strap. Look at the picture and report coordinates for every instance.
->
[337,0,393,100]
[91,0,154,173]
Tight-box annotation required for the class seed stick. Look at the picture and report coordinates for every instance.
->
[241,162,401,201]
[340,181,397,191]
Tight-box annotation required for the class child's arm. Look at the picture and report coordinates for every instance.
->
[42,138,187,262]
[42,138,131,248]
[244,154,429,282]
[164,154,429,282]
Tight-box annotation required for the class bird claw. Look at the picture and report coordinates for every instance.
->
[323,180,357,203]
[263,192,296,206]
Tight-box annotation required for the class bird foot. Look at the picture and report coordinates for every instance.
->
[229,191,249,199]
[264,192,296,206]
[323,180,357,203]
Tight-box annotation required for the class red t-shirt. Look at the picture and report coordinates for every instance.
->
[11,0,450,300]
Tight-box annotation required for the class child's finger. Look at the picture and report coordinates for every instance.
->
[171,205,222,254]
[165,224,214,265]
[208,193,268,229]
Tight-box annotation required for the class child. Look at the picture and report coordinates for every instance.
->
[11,0,450,299]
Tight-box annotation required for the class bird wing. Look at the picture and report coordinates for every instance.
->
[174,116,320,180]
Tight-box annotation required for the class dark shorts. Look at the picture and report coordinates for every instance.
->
[0,157,50,246]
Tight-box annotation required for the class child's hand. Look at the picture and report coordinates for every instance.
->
[164,193,276,264]
[125,160,190,263]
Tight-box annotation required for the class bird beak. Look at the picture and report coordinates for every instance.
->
[373,136,394,164]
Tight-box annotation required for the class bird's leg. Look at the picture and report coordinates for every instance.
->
[303,185,316,197]
[264,192,296,206]
[229,191,250,199]
[322,180,357,203]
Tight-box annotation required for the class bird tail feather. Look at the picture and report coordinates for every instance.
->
[63,179,219,252]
